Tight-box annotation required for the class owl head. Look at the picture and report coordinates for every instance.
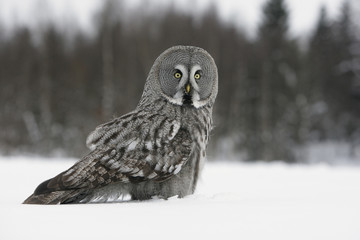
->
[140,46,218,109]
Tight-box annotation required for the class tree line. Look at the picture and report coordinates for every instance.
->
[0,0,359,162]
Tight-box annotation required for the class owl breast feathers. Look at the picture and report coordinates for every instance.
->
[24,45,218,204]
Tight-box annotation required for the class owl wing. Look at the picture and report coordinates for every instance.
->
[34,111,192,195]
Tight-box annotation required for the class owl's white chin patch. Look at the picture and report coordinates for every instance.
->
[190,91,207,108]
[166,95,184,106]
[192,99,207,108]
[165,90,207,108]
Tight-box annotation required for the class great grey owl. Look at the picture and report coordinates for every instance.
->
[23,45,218,204]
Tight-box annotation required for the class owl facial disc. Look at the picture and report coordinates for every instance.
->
[156,45,218,109]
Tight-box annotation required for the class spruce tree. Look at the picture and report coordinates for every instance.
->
[254,0,301,161]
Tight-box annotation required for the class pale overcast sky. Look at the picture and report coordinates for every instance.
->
[0,0,356,37]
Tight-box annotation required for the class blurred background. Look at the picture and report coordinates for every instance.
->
[0,0,359,164]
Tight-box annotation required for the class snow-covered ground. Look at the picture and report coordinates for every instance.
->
[1,156,359,240]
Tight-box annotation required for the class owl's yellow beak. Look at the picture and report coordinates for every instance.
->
[186,84,191,94]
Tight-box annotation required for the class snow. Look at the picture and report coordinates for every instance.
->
[304,141,360,165]
[1,156,360,240]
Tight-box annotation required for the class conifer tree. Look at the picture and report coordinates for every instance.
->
[255,0,301,161]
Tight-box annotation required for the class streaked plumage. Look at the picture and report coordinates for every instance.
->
[24,45,218,204]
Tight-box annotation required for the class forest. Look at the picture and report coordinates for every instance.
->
[0,0,359,162]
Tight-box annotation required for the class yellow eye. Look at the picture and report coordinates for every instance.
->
[174,72,182,79]
[194,73,201,80]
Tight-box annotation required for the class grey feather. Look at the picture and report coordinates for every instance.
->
[23,45,218,204]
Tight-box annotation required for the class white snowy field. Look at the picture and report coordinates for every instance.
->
[1,156,360,240]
